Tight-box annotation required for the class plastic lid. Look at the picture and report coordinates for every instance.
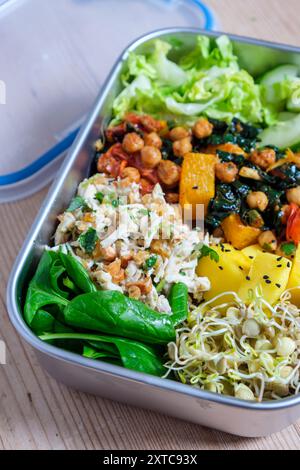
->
[0,0,215,202]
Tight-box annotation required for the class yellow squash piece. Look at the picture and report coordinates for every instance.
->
[286,244,300,306]
[180,152,216,218]
[196,243,251,304]
[238,252,291,305]
[221,213,261,250]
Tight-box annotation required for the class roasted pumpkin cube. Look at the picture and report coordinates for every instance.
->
[180,153,216,218]
[221,214,261,250]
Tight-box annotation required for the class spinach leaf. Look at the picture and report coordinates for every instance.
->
[31,309,73,335]
[79,228,98,254]
[168,283,188,326]
[49,259,70,299]
[40,333,166,377]
[271,164,300,189]
[63,291,176,344]
[24,251,69,326]
[59,252,97,293]
[67,196,88,212]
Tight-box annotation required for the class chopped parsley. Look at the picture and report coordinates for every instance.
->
[281,242,296,257]
[198,245,220,263]
[94,192,104,203]
[67,196,88,212]
[144,255,158,270]
[79,228,98,254]
[112,199,120,208]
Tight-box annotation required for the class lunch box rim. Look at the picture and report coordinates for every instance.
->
[6,26,300,414]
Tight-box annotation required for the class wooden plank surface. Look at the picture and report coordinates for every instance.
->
[1,0,300,450]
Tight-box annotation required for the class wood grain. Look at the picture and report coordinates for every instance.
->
[1,0,300,450]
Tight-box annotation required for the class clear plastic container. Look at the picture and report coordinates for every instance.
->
[0,0,215,202]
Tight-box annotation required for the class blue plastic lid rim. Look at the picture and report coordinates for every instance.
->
[0,0,215,187]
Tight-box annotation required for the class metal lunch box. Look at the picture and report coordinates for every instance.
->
[6,28,300,437]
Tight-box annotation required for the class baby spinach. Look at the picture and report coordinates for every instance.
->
[79,228,98,254]
[63,290,176,344]
[59,252,97,293]
[168,283,188,326]
[24,251,69,326]
[39,332,166,377]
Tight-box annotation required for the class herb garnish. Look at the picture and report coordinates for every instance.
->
[79,228,99,254]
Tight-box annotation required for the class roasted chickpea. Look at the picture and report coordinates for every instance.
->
[193,117,213,139]
[169,126,190,142]
[250,148,276,170]
[122,132,144,153]
[173,137,192,157]
[157,160,181,188]
[215,162,238,183]
[144,132,162,149]
[258,230,277,252]
[246,191,269,212]
[121,166,141,183]
[105,258,125,283]
[141,146,162,168]
[281,204,291,224]
[165,192,179,204]
[286,186,300,205]
[128,285,142,300]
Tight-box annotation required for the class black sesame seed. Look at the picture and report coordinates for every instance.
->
[265,280,272,284]
[225,249,231,252]
[277,257,282,261]
[246,276,251,281]
[218,266,224,270]
[277,264,282,268]
[275,283,281,288]
[192,185,198,190]
[239,266,243,271]
[287,262,291,268]
[249,256,254,259]
[263,275,269,279]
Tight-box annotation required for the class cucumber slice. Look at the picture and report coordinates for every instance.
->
[259,113,300,149]
[260,64,299,86]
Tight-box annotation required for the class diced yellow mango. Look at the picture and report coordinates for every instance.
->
[286,244,300,306]
[180,153,216,218]
[197,243,251,304]
[238,252,292,305]
[221,213,261,250]
[242,244,263,261]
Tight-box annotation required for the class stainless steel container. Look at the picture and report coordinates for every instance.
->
[7,28,300,437]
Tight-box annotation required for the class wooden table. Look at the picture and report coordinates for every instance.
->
[1,0,300,450]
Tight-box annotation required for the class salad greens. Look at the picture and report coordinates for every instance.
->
[24,250,189,376]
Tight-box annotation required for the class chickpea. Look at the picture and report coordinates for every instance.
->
[93,243,117,262]
[258,230,277,252]
[105,258,125,283]
[128,285,142,300]
[193,117,213,139]
[246,191,269,212]
[144,132,162,149]
[157,160,181,188]
[173,137,192,157]
[286,186,300,205]
[215,162,238,183]
[141,146,162,169]
[121,166,141,183]
[165,192,179,204]
[250,148,276,170]
[169,126,190,142]
[122,132,144,153]
[281,204,291,224]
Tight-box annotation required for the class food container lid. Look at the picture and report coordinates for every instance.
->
[0,0,215,202]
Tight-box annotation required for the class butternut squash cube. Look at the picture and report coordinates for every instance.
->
[179,153,216,218]
[221,213,261,250]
